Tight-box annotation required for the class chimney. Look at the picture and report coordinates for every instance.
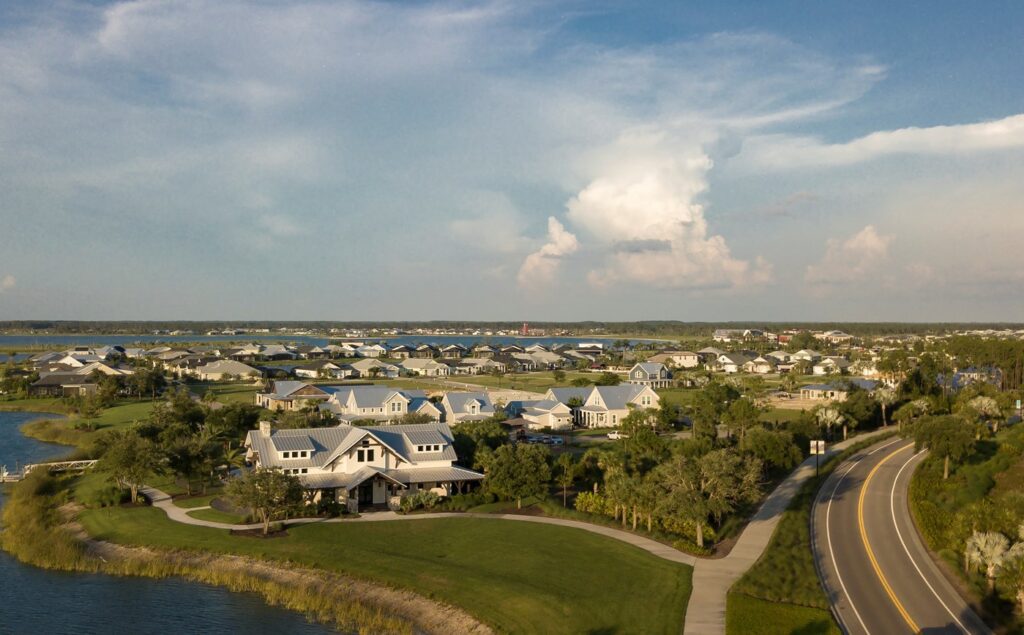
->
[259,421,272,438]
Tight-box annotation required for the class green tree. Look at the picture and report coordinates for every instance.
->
[555,453,576,507]
[997,542,1024,613]
[484,443,551,509]
[915,415,976,480]
[97,429,163,504]
[594,372,621,386]
[226,467,305,535]
[815,406,845,441]
[965,531,1009,590]
[452,418,508,468]
[875,387,897,427]
[722,398,763,442]
[552,369,566,384]
[740,427,802,475]
[654,448,761,548]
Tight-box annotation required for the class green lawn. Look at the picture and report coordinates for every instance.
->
[172,493,222,509]
[450,371,594,392]
[21,399,158,448]
[656,388,700,408]
[0,396,69,414]
[187,383,261,405]
[726,593,839,635]
[186,508,248,524]
[79,505,692,634]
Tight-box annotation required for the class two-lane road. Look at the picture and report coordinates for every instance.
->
[812,438,991,634]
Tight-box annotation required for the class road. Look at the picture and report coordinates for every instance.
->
[812,438,991,635]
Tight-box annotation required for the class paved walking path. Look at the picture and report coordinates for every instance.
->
[682,428,892,634]
[141,428,892,635]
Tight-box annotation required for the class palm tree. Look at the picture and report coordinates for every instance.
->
[875,387,897,427]
[816,406,846,441]
[968,396,1003,434]
[966,531,1009,590]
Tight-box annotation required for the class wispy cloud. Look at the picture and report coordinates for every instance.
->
[0,275,15,293]
[739,113,1024,170]
[805,225,893,289]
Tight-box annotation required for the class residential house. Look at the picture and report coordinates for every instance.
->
[440,392,495,424]
[816,330,854,345]
[256,381,332,411]
[410,344,438,359]
[294,360,345,379]
[505,399,573,431]
[320,385,442,424]
[439,344,467,359]
[29,373,98,397]
[813,356,851,376]
[244,421,484,512]
[388,345,413,359]
[400,358,450,377]
[261,345,297,361]
[471,344,497,358]
[717,352,754,374]
[799,379,878,401]
[191,360,262,381]
[648,351,700,369]
[546,384,659,428]
[791,349,823,363]
[742,356,778,374]
[294,345,329,360]
[627,362,672,388]
[349,358,400,379]
[356,344,387,358]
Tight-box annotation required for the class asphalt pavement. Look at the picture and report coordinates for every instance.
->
[811,439,991,635]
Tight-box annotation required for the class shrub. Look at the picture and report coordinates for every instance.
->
[574,491,615,517]
[442,491,495,511]
[400,490,441,513]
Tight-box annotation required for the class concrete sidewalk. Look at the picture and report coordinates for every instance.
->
[682,428,892,634]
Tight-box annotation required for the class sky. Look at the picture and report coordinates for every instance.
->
[0,0,1023,322]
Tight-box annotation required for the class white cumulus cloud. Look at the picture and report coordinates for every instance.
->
[563,128,773,290]
[805,225,893,287]
[517,217,579,290]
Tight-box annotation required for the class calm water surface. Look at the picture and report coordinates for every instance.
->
[0,411,332,634]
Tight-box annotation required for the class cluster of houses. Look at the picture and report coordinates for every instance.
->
[255,370,663,432]
[24,346,135,397]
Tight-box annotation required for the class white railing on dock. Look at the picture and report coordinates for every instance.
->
[1,459,98,482]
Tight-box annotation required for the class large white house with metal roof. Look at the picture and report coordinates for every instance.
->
[546,384,660,428]
[319,385,442,424]
[244,421,484,511]
[440,391,495,424]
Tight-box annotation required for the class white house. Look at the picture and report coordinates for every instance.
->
[742,356,777,374]
[320,385,441,424]
[813,356,851,376]
[648,351,700,368]
[546,384,659,428]
[440,391,495,424]
[349,358,400,379]
[400,358,450,377]
[627,362,672,388]
[294,360,345,379]
[356,344,387,358]
[244,421,484,512]
[192,360,261,381]
[505,399,573,431]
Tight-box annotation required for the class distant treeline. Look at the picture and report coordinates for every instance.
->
[2,320,1023,337]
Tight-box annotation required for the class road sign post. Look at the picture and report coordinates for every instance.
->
[811,440,826,478]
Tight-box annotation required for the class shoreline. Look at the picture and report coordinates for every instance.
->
[0,481,491,635]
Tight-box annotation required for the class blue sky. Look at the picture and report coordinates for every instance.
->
[0,0,1022,321]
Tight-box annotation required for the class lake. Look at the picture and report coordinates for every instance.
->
[0,411,331,634]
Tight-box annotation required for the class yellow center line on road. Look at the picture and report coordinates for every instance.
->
[857,441,918,633]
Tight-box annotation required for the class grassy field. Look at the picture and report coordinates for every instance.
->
[172,493,222,509]
[187,382,261,405]
[726,594,838,635]
[0,396,69,414]
[447,370,595,392]
[79,505,692,633]
[186,508,248,524]
[21,399,158,448]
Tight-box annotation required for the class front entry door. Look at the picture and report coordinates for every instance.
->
[358,483,373,505]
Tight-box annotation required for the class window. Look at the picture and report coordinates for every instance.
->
[357,449,365,462]
[367,449,375,462]
[300,468,308,474]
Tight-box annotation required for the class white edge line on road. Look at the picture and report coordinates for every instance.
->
[890,450,971,634]
[821,437,901,635]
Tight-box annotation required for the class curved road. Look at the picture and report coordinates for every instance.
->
[812,439,991,634]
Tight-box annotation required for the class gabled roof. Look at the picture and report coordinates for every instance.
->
[591,384,647,410]
[633,362,666,374]
[444,391,494,414]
